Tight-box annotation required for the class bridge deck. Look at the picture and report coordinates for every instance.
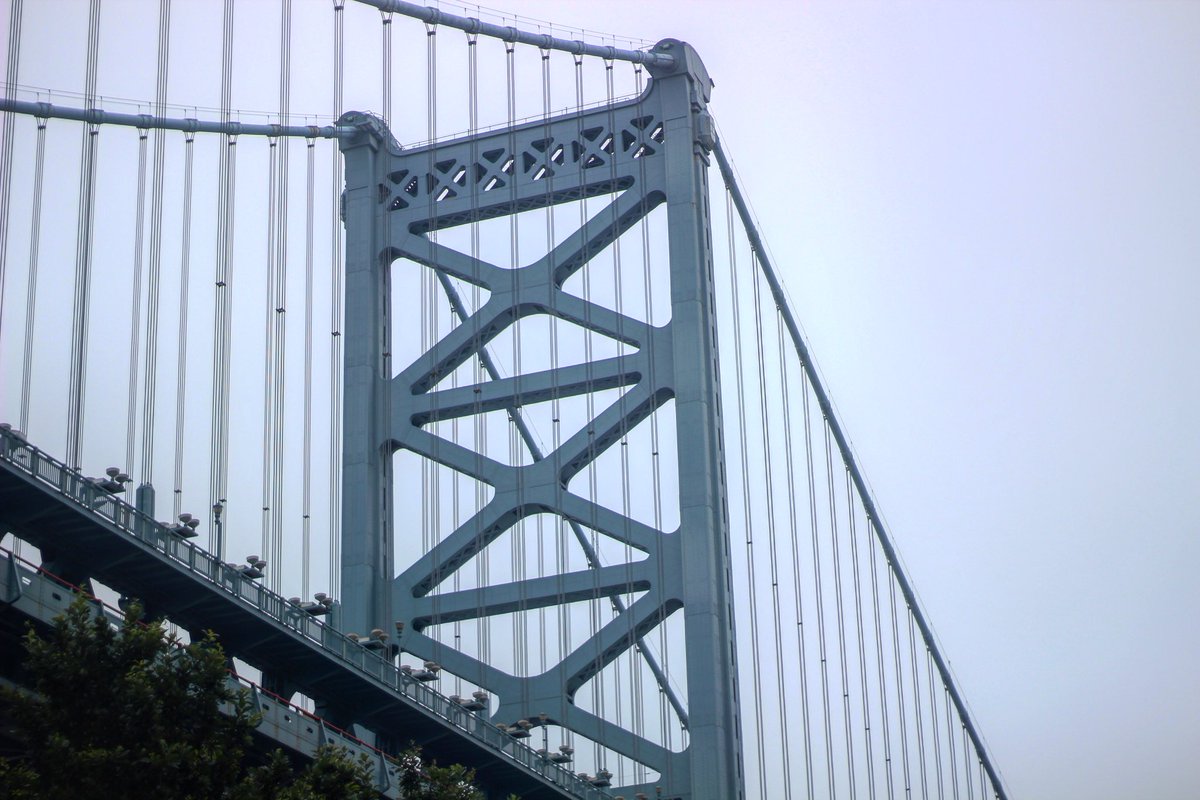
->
[0,430,607,800]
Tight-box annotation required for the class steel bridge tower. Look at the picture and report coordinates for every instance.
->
[338,39,741,799]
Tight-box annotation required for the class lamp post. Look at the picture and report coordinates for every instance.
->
[212,501,224,561]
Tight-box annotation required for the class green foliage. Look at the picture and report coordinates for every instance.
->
[396,749,482,800]
[0,598,254,800]
[0,597,481,800]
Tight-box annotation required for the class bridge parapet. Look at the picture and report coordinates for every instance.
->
[0,426,610,800]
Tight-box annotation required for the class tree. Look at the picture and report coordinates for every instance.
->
[0,598,480,799]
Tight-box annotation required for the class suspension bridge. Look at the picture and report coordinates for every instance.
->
[0,2,1008,798]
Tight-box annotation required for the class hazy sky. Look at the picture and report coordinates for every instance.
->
[550,2,1198,798]
[506,1,1200,797]
[3,2,1198,798]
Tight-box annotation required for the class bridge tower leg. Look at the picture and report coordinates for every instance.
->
[338,120,395,639]
[337,39,742,799]
[647,41,744,800]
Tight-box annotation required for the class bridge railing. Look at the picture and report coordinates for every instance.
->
[0,426,610,800]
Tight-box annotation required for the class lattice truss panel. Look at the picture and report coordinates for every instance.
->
[370,85,688,782]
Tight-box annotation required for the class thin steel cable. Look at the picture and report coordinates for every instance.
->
[908,612,930,798]
[539,41,556,686]
[208,0,237,556]
[271,0,294,594]
[261,135,280,570]
[825,423,858,797]
[125,128,149,477]
[171,129,195,522]
[868,519,897,800]
[381,8,392,128]
[890,576,913,797]
[714,135,1010,800]
[465,27,487,682]
[725,194,767,796]
[847,471,877,799]
[750,252,794,799]
[929,649,947,800]
[425,17,442,665]
[66,0,103,471]
[572,48,607,771]
[18,114,46,434]
[348,0,663,66]
[777,309,816,797]
[633,59,676,758]
[605,53,642,783]
[140,0,172,485]
[302,135,315,599]
[0,0,23,344]
[962,723,976,800]
[328,0,345,598]
[945,684,961,800]
[802,368,838,795]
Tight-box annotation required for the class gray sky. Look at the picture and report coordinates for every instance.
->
[3,1,1198,797]
[550,1,1198,797]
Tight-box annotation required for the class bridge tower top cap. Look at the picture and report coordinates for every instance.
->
[647,39,713,104]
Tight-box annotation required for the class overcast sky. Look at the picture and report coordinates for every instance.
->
[3,2,1198,798]
[566,2,1197,798]
[499,1,1200,797]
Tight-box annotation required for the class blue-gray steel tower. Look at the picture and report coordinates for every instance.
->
[337,39,742,799]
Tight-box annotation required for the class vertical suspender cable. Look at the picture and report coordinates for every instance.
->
[847,470,878,799]
[272,0,293,594]
[547,40,567,731]
[425,18,441,660]
[18,113,46,436]
[869,519,897,800]
[750,252,795,799]
[261,135,279,572]
[909,611,930,797]
[825,422,858,797]
[125,127,150,476]
[725,193,767,796]
[13,111,42,565]
[140,0,173,490]
[802,367,838,794]
[0,0,23,342]
[301,134,315,600]
[945,682,962,800]
[929,648,947,800]
[66,0,103,470]
[381,8,392,129]
[329,0,345,598]
[466,29,487,677]
[261,0,292,595]
[713,137,1009,799]
[172,128,195,521]
[606,53,640,783]
[209,0,237,556]
[778,298,817,798]
[890,574,914,797]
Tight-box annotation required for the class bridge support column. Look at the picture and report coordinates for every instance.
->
[336,116,397,638]
[648,39,745,800]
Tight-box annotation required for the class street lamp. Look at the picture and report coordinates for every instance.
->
[212,501,224,560]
